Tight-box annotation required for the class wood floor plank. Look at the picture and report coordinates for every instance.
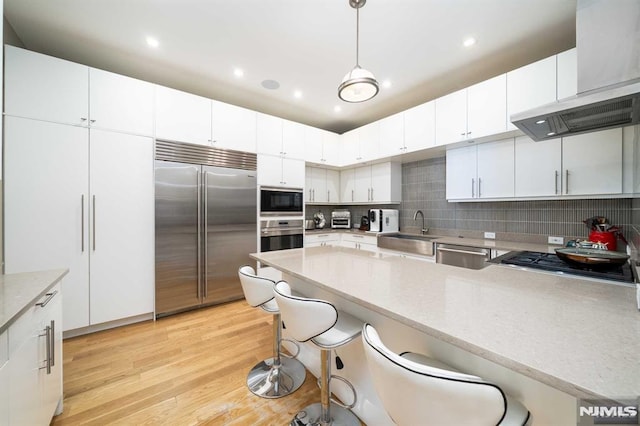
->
[52,300,365,425]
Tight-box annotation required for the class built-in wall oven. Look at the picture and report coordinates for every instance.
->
[260,219,304,252]
[260,187,303,216]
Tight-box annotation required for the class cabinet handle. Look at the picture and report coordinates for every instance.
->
[92,195,96,251]
[471,178,475,198]
[478,178,482,198]
[565,170,569,194]
[90,119,96,124]
[40,325,52,374]
[80,117,87,122]
[327,190,330,202]
[204,172,209,299]
[309,189,312,201]
[554,170,559,195]
[197,170,202,300]
[351,189,354,202]
[467,131,472,135]
[461,132,466,136]
[371,188,374,201]
[36,290,58,307]
[50,320,55,367]
[313,189,315,201]
[81,195,85,252]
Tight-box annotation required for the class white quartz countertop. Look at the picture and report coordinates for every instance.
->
[0,269,68,334]
[251,246,640,400]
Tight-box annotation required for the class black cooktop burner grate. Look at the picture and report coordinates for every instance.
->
[500,251,635,284]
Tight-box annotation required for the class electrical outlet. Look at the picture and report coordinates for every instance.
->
[484,232,496,239]
[548,236,564,245]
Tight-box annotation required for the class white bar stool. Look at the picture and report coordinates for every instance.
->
[238,266,306,398]
[362,323,531,426]
[274,280,363,426]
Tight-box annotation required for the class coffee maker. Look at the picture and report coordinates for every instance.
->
[368,209,399,233]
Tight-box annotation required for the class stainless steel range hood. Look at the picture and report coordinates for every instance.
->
[511,0,640,141]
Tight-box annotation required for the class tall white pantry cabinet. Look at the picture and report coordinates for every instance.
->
[4,45,154,333]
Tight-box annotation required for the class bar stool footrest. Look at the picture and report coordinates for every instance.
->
[290,402,360,426]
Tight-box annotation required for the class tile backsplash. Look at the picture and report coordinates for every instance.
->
[400,157,634,241]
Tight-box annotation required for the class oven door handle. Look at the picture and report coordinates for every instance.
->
[261,228,304,236]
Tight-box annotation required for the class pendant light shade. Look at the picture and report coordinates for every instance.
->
[338,0,378,103]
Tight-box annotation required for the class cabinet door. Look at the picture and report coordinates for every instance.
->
[89,130,155,324]
[9,309,40,426]
[467,74,507,139]
[0,331,7,426]
[354,166,372,202]
[155,86,212,145]
[340,169,357,202]
[370,163,394,203]
[4,117,90,331]
[308,167,327,203]
[340,130,360,166]
[5,45,89,126]
[257,113,283,155]
[326,169,341,203]
[435,88,467,145]
[281,158,306,188]
[358,122,380,162]
[89,68,154,136]
[476,138,514,198]
[514,136,562,197]
[258,154,284,187]
[446,146,477,199]
[282,120,306,159]
[211,100,257,153]
[557,48,577,100]
[39,285,63,422]
[304,126,324,163]
[562,128,623,195]
[507,56,556,129]
[378,112,405,158]
[404,101,435,153]
[305,166,315,202]
[322,131,340,166]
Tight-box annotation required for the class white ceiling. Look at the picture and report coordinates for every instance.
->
[4,0,576,134]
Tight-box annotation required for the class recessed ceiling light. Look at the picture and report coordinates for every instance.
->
[536,119,546,124]
[463,37,476,48]
[334,106,342,113]
[547,132,556,136]
[261,80,280,90]
[234,68,244,78]
[146,37,159,48]
[382,80,392,89]
[294,90,302,99]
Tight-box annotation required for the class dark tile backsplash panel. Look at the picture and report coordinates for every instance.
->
[400,157,634,241]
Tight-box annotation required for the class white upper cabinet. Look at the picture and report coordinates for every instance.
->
[211,100,257,153]
[155,85,212,145]
[5,45,89,126]
[475,138,514,198]
[322,131,340,166]
[562,128,622,195]
[507,56,557,129]
[435,88,467,145]
[403,101,436,153]
[326,169,340,203]
[515,135,562,197]
[89,68,154,136]
[305,167,340,203]
[357,122,380,163]
[340,162,401,204]
[257,114,305,159]
[467,74,507,139]
[446,138,514,200]
[304,126,324,163]
[340,130,361,166]
[378,112,405,157]
[340,169,357,203]
[282,119,306,159]
[258,154,305,188]
[556,48,578,100]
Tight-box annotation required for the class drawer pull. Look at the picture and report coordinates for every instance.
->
[36,290,58,307]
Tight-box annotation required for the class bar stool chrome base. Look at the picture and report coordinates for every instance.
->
[247,356,306,398]
[291,402,360,426]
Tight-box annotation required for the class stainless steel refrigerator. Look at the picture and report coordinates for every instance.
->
[154,140,257,317]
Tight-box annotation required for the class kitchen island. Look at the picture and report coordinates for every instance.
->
[252,246,639,425]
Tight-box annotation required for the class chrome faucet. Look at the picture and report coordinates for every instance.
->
[413,210,428,235]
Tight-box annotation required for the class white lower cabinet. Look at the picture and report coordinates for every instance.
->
[0,330,9,426]
[8,283,63,425]
[304,232,341,247]
[340,233,378,252]
[258,154,305,188]
[4,117,154,332]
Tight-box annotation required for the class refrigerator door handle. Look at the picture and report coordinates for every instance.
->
[197,170,202,300]
[203,171,208,299]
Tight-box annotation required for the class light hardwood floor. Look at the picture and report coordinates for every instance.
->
[52,300,344,425]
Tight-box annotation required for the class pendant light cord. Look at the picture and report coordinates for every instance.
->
[355,6,360,67]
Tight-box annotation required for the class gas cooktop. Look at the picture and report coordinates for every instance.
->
[495,251,636,285]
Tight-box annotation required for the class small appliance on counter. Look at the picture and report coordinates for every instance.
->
[368,209,399,233]
[331,210,351,229]
[305,219,316,230]
[359,215,370,231]
[582,216,627,251]
[313,211,326,229]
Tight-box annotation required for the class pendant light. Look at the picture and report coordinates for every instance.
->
[338,0,379,103]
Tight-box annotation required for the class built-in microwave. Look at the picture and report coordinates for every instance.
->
[260,187,304,216]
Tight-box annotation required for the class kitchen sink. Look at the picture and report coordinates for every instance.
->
[377,233,438,256]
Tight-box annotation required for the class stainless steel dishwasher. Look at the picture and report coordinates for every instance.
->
[436,243,491,269]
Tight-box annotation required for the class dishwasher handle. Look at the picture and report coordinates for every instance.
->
[437,247,490,256]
